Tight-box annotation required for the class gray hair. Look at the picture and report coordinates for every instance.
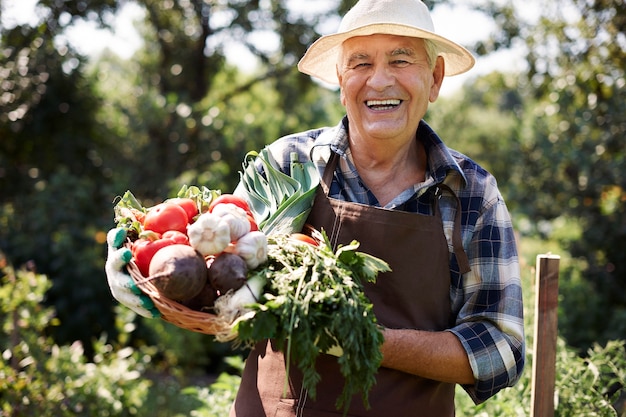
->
[423,39,439,69]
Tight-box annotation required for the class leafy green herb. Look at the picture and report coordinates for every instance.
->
[175,184,221,214]
[112,186,221,237]
[112,190,146,238]
[234,232,391,413]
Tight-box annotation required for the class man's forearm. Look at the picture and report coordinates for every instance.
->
[380,328,475,385]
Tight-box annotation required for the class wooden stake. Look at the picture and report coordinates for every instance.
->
[530,253,560,417]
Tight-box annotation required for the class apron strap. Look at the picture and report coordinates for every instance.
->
[319,150,337,194]
[433,184,471,274]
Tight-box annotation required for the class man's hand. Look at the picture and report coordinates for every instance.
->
[105,228,160,318]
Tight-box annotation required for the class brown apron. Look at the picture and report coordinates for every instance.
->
[231,152,470,417]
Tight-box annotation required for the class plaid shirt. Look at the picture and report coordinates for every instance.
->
[259,117,525,404]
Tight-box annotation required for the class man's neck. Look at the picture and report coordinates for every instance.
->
[349,136,427,206]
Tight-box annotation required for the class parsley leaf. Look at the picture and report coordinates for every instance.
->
[234,233,390,413]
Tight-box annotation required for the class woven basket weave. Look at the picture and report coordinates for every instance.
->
[125,256,229,335]
[124,225,321,336]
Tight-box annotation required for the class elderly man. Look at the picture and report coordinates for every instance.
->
[231,0,524,415]
[105,0,525,415]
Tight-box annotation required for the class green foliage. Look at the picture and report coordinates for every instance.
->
[0,253,244,417]
[456,339,626,416]
[0,166,116,354]
[512,0,626,350]
[0,1,125,353]
[235,235,389,412]
[178,357,243,417]
[427,72,525,207]
[431,0,626,350]
[0,259,151,417]
[454,254,626,417]
[88,0,344,201]
[554,339,626,417]
[3,247,623,417]
[139,317,238,375]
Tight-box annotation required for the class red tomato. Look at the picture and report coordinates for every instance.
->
[209,194,252,215]
[290,233,318,246]
[162,230,190,245]
[143,203,188,234]
[167,198,199,223]
[132,238,177,276]
[247,214,258,232]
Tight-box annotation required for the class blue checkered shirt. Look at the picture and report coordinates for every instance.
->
[257,117,525,403]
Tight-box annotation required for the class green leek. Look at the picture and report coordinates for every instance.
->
[238,148,319,235]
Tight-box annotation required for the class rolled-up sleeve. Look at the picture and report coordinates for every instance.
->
[448,182,525,404]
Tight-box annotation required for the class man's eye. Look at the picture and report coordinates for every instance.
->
[392,60,410,66]
[353,62,371,68]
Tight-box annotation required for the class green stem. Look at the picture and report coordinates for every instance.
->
[283,262,308,397]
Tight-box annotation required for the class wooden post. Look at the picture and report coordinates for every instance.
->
[530,254,560,417]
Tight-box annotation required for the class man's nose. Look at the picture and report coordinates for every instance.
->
[366,63,394,90]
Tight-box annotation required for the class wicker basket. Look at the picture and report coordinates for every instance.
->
[124,224,321,336]
[125,255,229,335]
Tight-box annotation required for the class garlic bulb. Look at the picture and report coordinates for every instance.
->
[211,203,251,242]
[227,231,268,269]
[187,212,231,256]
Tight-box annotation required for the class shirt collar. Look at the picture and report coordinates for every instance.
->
[418,120,468,188]
[311,116,467,188]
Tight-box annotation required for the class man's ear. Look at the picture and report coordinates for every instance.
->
[429,56,445,103]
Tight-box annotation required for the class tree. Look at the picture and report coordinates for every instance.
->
[512,0,626,349]
[0,0,128,352]
[104,0,347,199]
[426,71,525,196]
[431,0,625,350]
[454,0,626,351]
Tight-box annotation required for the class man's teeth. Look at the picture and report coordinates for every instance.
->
[366,99,401,109]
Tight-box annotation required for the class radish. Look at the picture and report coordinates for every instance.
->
[213,274,265,325]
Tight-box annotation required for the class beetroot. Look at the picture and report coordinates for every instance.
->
[148,244,207,302]
[208,252,248,294]
[182,281,219,312]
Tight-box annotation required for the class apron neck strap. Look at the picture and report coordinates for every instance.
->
[320,150,338,194]
[433,183,471,274]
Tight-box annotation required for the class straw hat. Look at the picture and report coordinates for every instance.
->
[297,0,475,85]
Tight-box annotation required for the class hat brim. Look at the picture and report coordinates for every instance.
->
[297,23,475,85]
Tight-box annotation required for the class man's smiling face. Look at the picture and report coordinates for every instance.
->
[337,34,443,144]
